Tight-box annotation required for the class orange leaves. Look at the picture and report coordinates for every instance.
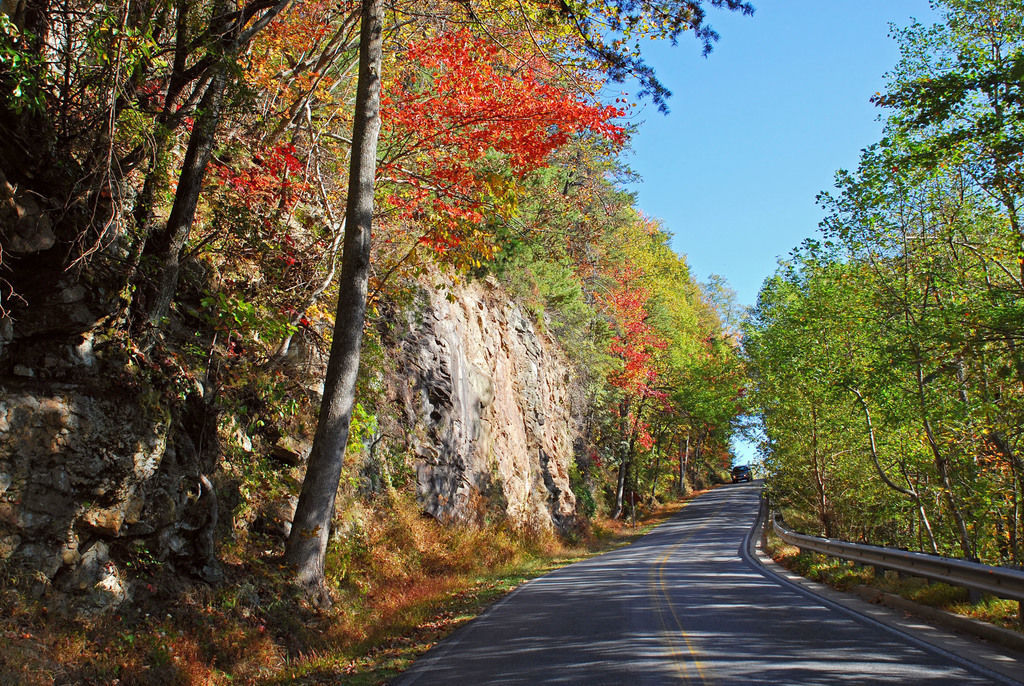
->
[599,264,668,400]
[379,29,625,264]
[246,0,351,97]
[211,143,308,212]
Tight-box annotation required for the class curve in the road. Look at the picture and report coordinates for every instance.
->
[395,482,1017,685]
[739,491,1020,685]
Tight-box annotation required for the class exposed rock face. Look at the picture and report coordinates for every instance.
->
[0,273,581,605]
[393,279,578,531]
[0,379,220,608]
[0,167,56,255]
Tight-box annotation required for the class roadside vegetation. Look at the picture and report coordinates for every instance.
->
[0,493,705,685]
[0,0,748,535]
[764,528,1022,634]
[745,0,1024,568]
[0,0,749,681]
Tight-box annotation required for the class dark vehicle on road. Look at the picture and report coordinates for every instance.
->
[731,465,751,483]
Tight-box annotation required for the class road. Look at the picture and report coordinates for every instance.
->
[395,481,1015,685]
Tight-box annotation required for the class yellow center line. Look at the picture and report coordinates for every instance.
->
[647,550,689,682]
[648,496,730,685]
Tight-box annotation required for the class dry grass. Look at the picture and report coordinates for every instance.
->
[0,491,694,685]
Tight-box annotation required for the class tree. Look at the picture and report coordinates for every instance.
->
[377,28,624,269]
[0,0,293,338]
[285,0,384,595]
[283,0,756,595]
[597,263,667,518]
[134,0,294,333]
[876,0,1024,280]
[748,0,1024,560]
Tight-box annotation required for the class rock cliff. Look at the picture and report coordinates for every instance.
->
[0,378,220,609]
[390,278,578,531]
[0,275,581,604]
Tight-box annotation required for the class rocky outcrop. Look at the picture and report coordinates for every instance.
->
[0,167,56,255]
[0,273,583,607]
[391,278,578,531]
[0,379,220,609]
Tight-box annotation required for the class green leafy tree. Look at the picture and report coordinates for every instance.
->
[750,0,1024,561]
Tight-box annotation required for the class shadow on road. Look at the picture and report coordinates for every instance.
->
[395,482,995,685]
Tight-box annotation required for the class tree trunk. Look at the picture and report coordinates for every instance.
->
[1013,474,1021,564]
[138,62,228,331]
[131,0,294,334]
[613,452,629,520]
[9,0,50,52]
[913,352,974,559]
[679,432,689,495]
[650,442,662,502]
[809,404,831,537]
[285,0,383,598]
[691,430,705,487]
[850,386,939,553]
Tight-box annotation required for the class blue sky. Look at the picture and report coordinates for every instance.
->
[624,1,938,309]
[619,2,939,463]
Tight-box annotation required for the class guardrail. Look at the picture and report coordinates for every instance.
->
[772,514,1024,605]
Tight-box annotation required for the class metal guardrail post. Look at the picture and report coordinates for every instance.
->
[758,496,769,552]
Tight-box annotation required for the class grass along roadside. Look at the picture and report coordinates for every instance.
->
[291,493,698,685]
[763,528,1023,635]
[0,490,702,686]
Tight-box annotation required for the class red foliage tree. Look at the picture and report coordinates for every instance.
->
[601,265,668,400]
[598,264,670,516]
[379,29,625,262]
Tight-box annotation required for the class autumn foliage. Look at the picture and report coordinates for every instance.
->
[600,266,668,400]
[0,0,756,679]
[380,29,624,260]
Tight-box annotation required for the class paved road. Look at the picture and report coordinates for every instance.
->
[395,481,1015,685]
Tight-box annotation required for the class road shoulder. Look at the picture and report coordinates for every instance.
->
[745,507,1024,685]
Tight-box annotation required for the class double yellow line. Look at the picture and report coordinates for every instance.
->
[647,496,728,684]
